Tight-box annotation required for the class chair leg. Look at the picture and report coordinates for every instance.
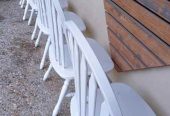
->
[43,64,53,81]
[21,0,26,9]
[52,80,70,116]
[35,30,42,47]
[19,0,23,5]
[28,9,35,25]
[31,21,38,40]
[23,2,29,20]
[65,92,75,97]
[40,37,50,70]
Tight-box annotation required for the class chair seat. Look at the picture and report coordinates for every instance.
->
[64,11,86,32]
[110,83,156,116]
[71,83,156,116]
[49,44,74,79]
[87,38,114,72]
[36,10,86,36]
[49,38,113,79]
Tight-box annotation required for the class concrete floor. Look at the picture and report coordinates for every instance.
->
[0,0,72,115]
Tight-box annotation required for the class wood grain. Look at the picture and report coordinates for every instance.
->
[104,0,170,71]
[108,29,146,69]
[110,44,132,71]
[106,13,164,67]
[136,0,170,23]
[109,0,170,45]
[105,0,170,64]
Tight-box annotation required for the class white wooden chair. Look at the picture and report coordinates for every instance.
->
[45,0,114,115]
[37,0,87,70]
[64,21,156,116]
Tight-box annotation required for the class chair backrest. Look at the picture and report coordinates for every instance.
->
[36,0,48,28]
[45,0,68,68]
[33,0,38,8]
[36,0,67,30]
[64,21,122,116]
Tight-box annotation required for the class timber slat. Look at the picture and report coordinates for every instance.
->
[106,13,164,68]
[110,0,170,45]
[110,45,132,71]
[104,0,170,71]
[108,29,146,69]
[104,0,170,64]
[136,0,170,23]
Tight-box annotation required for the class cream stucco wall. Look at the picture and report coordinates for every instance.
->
[68,0,170,116]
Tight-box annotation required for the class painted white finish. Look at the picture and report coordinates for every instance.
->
[19,0,22,5]
[30,0,86,72]
[20,0,26,8]
[64,21,156,116]
[44,0,114,115]
[39,10,86,69]
[19,0,25,8]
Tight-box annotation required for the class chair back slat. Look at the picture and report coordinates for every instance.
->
[57,16,64,65]
[41,0,48,27]
[88,73,97,116]
[52,0,65,21]
[67,31,74,63]
[51,5,60,61]
[45,0,69,68]
[52,0,65,67]
[80,55,88,116]
[34,0,38,7]
[45,0,56,56]
[73,41,81,116]
[36,0,48,28]
[64,21,123,116]
[37,0,44,24]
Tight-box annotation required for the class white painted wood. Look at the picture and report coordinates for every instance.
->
[32,0,86,71]
[100,102,109,116]
[64,11,86,32]
[88,74,97,116]
[31,0,69,46]
[43,63,53,81]
[21,0,26,8]
[40,36,50,69]
[52,79,71,116]
[110,83,156,116]
[44,1,74,115]
[31,20,38,40]
[28,8,35,25]
[35,30,42,47]
[19,0,22,5]
[71,40,81,116]
[41,0,114,115]
[80,55,88,116]
[23,1,29,20]
[64,21,156,116]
